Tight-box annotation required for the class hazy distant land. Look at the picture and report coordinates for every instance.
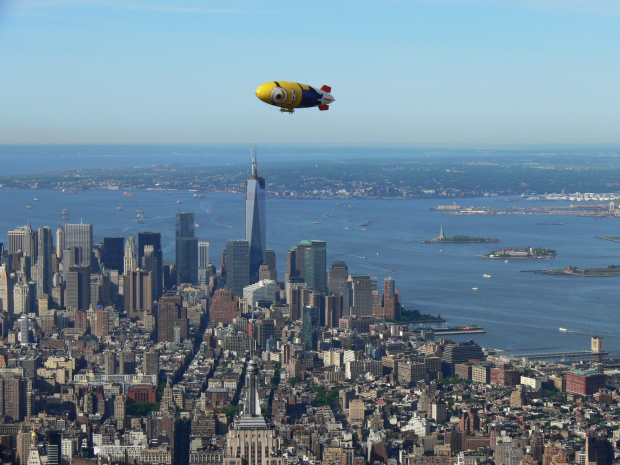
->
[2,147,620,200]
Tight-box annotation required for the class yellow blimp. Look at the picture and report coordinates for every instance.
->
[255,81,335,114]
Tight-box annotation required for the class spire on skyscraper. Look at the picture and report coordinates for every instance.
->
[233,358,267,430]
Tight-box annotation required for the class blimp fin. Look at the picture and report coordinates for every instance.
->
[320,85,331,93]
[319,105,329,111]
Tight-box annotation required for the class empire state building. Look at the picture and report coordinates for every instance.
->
[245,145,267,284]
[224,358,282,465]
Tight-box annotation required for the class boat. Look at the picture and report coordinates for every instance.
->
[207,210,212,214]
[360,256,366,259]
[195,224,199,227]
[62,216,68,220]
[33,198,40,201]
[194,194,205,198]
[559,327,567,332]
[348,205,354,209]
[504,260,509,263]
[136,219,143,224]
[314,222,321,225]
[26,205,33,209]
[117,207,122,210]
[176,201,181,204]
[472,287,479,291]
[62,189,77,194]
[439,250,443,252]
[335,203,343,205]
[386,269,395,273]
[483,274,491,278]
[326,214,333,217]
[124,192,134,197]
[137,214,144,218]
[136,210,144,213]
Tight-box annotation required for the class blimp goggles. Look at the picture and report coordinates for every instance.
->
[270,86,288,105]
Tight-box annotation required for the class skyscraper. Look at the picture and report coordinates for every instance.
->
[144,351,160,376]
[301,306,317,350]
[94,308,109,339]
[0,267,14,315]
[55,227,64,261]
[225,240,249,298]
[198,241,210,286]
[123,236,138,275]
[285,239,311,283]
[381,277,400,319]
[224,358,283,465]
[64,223,93,267]
[349,274,372,316]
[245,148,266,284]
[304,240,327,293]
[102,236,124,272]
[328,260,348,294]
[143,245,160,301]
[104,352,116,374]
[157,294,188,343]
[138,232,163,296]
[124,270,153,319]
[36,227,53,299]
[124,236,136,275]
[3,377,26,422]
[8,223,37,259]
[47,432,61,465]
[65,266,90,311]
[175,212,198,285]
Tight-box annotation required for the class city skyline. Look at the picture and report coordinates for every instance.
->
[0,0,618,459]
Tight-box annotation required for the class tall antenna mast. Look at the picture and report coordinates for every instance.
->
[249,142,258,176]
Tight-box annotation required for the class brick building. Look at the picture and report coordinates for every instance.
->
[209,289,241,325]
[566,369,606,396]
[490,365,520,386]
[455,363,473,380]
[127,385,157,404]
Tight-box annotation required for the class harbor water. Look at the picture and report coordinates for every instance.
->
[2,188,620,356]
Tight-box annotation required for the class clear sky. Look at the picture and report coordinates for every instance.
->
[0,0,618,145]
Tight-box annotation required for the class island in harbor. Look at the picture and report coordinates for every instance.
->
[539,265,620,277]
[422,226,498,243]
[482,247,556,259]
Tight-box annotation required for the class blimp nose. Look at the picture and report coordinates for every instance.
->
[255,84,271,104]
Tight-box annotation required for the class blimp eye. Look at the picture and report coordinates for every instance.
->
[270,87,288,105]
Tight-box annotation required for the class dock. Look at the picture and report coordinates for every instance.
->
[432,329,486,335]
[517,350,608,361]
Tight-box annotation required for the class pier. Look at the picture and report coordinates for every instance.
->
[432,329,486,335]
[518,350,607,361]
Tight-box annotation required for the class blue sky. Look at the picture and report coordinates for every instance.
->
[0,0,618,145]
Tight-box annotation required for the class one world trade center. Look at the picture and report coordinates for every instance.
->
[245,144,266,284]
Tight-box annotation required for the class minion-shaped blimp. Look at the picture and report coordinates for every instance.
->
[255,82,335,114]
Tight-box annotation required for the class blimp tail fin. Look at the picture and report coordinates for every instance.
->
[320,85,331,93]
[319,105,329,111]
